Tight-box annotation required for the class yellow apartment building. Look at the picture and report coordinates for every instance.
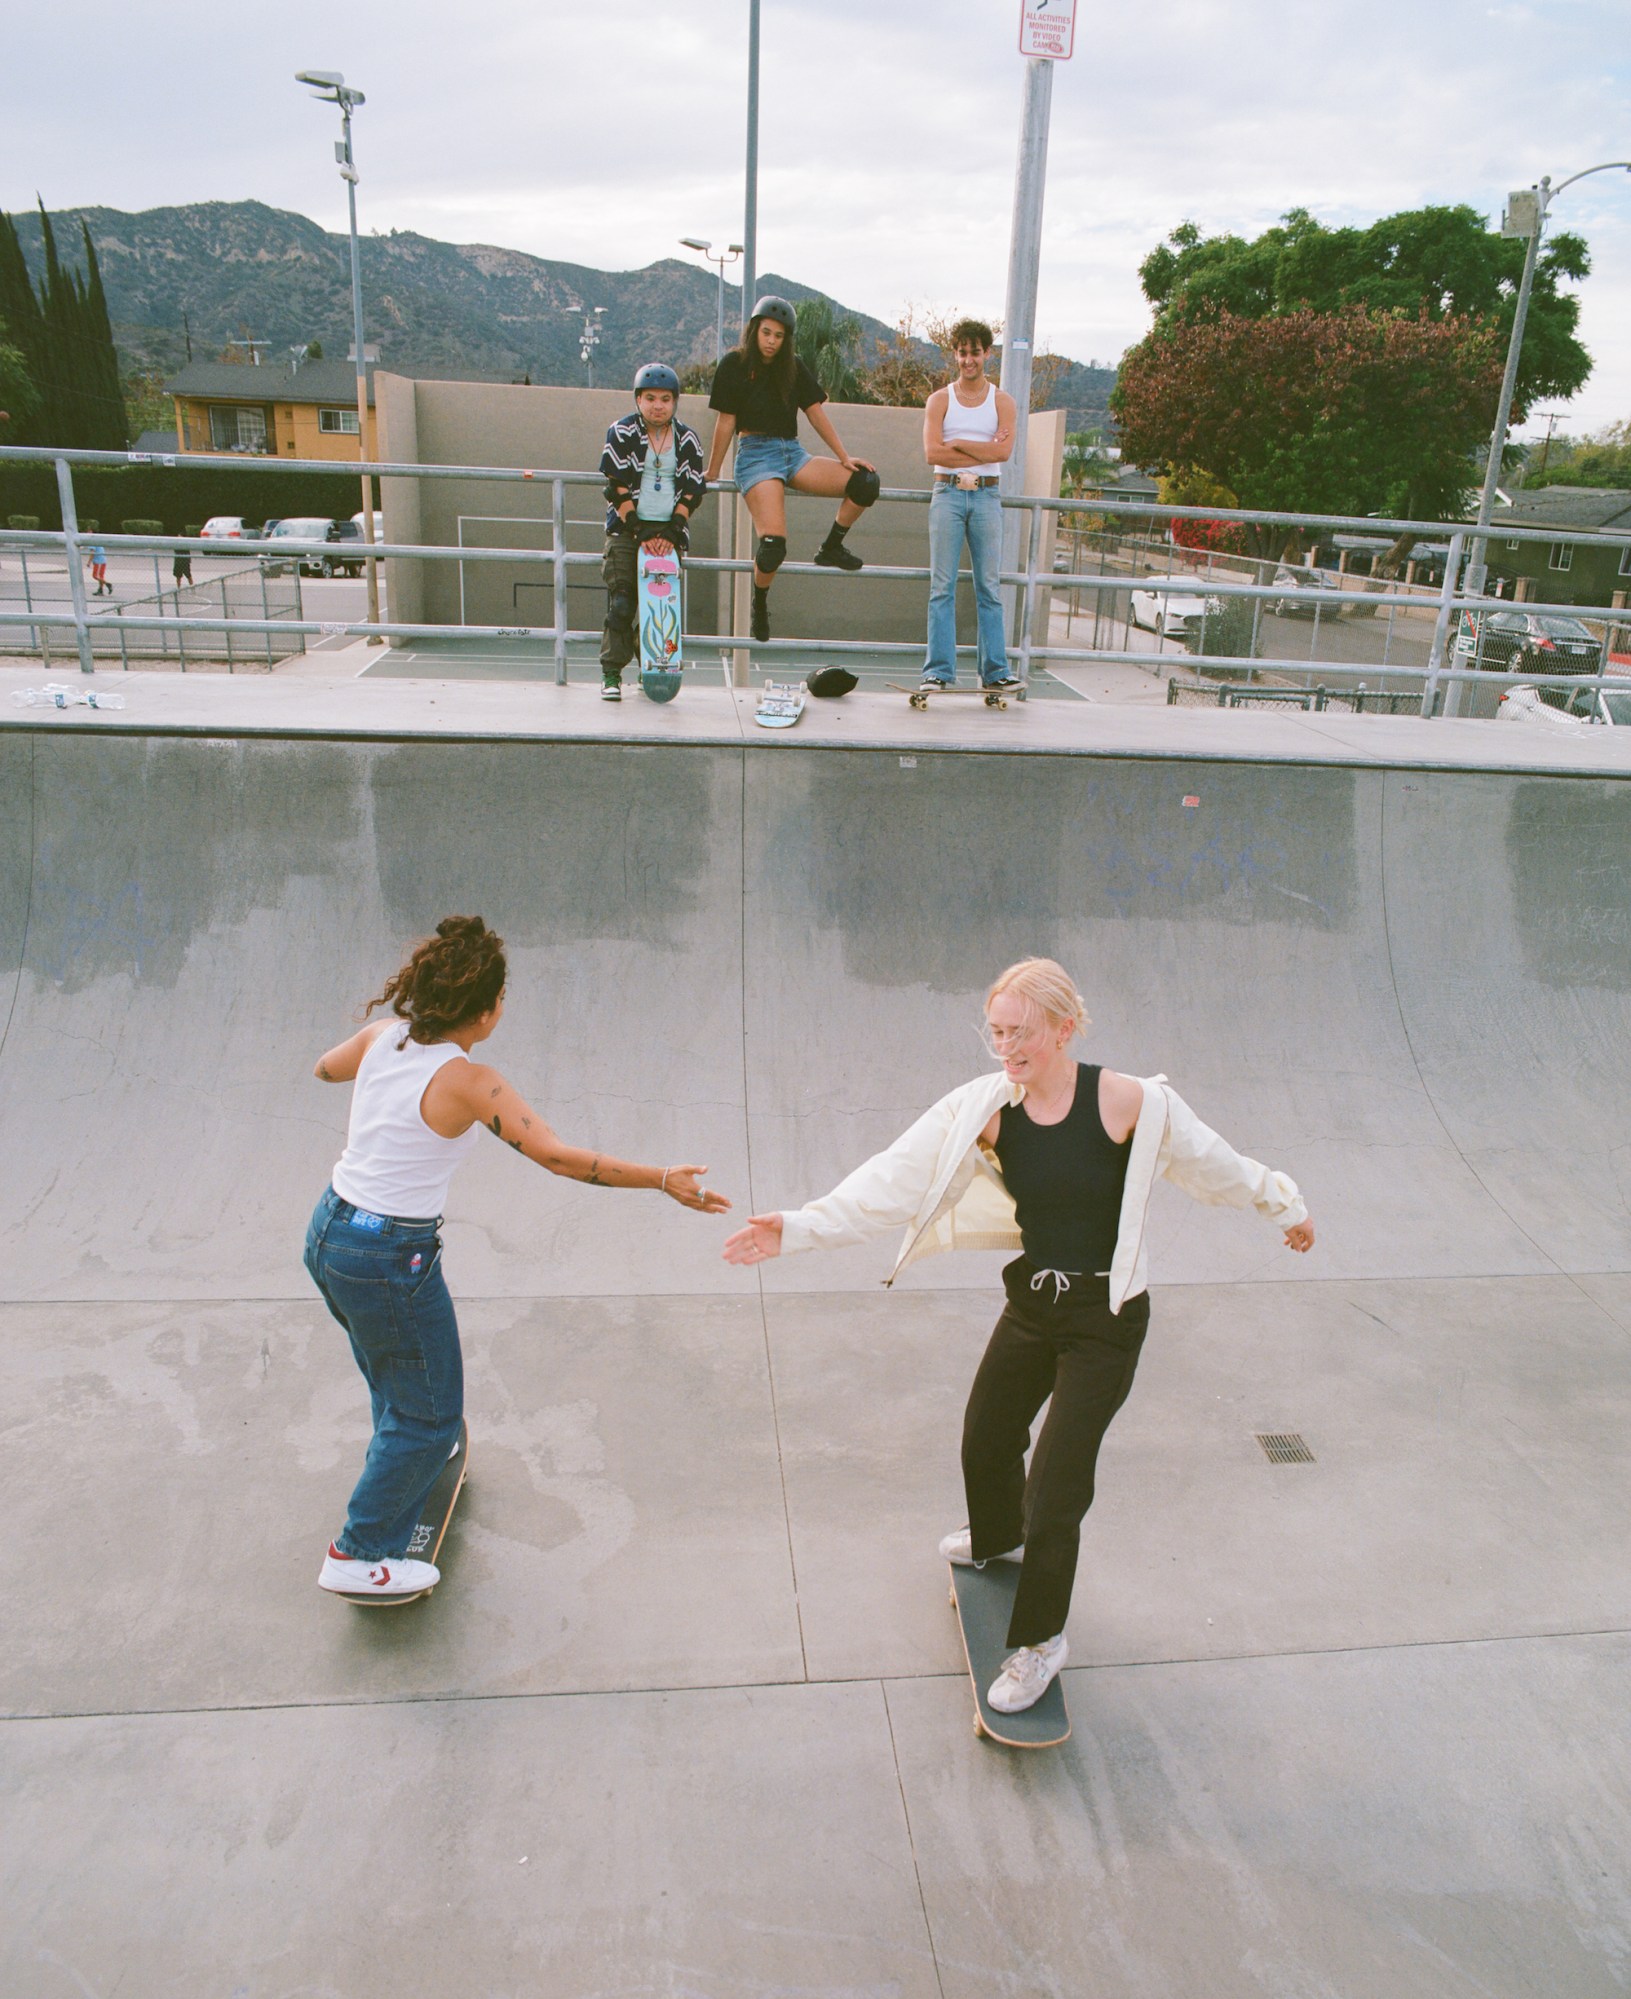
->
[165,357,377,461]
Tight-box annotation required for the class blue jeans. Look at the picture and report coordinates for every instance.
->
[925,482,1008,684]
[304,1185,463,1561]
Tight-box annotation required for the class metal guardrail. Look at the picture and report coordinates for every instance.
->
[2,443,1627,720]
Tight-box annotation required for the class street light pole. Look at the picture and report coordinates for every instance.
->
[580,307,606,388]
[741,0,760,328]
[1447,158,1630,713]
[680,239,744,363]
[295,69,382,642]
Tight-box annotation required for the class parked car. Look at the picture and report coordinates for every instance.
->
[1128,588,1222,639]
[325,519,368,576]
[1474,610,1605,677]
[258,516,353,578]
[1269,566,1346,618]
[200,515,248,540]
[1497,681,1631,727]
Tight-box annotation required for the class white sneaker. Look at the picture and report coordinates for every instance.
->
[318,1542,440,1596]
[939,1526,1023,1567]
[987,1634,1068,1713]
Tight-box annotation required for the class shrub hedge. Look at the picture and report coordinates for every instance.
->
[0,463,368,537]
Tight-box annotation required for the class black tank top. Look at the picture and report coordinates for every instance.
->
[995,1064,1132,1272]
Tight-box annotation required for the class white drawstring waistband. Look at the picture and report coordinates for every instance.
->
[1029,1267,1078,1303]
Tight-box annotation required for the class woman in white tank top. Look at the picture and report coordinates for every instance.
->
[304,915,731,1599]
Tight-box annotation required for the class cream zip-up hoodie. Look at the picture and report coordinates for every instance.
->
[779,1072,1307,1313]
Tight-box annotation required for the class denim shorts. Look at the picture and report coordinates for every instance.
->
[735,432,810,492]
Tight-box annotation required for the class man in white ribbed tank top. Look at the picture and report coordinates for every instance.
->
[921,320,1019,691]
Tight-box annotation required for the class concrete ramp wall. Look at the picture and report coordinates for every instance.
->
[1,729,1627,1302]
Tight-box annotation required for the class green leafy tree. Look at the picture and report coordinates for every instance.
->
[0,317,41,435]
[794,296,865,403]
[1528,418,1631,490]
[1121,204,1592,564]
[1114,306,1505,558]
[1138,205,1590,415]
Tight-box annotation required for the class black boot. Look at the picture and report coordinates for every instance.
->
[751,585,771,643]
[814,522,862,572]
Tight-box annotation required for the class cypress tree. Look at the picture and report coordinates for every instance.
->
[80,224,127,447]
[0,212,47,444]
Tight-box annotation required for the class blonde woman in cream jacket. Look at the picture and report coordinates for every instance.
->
[724,958,1314,1715]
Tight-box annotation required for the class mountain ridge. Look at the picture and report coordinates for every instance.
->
[8,199,1116,430]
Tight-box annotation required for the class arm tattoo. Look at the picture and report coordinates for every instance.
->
[490,1086,501,1098]
[490,1114,502,1137]
[317,1062,333,1081]
[587,1155,604,1186]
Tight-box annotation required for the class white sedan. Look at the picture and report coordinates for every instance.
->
[1129,588,1223,639]
[1497,682,1630,728]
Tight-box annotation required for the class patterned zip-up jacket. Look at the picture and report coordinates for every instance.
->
[599,413,708,534]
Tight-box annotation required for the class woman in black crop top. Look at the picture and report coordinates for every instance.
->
[703,295,880,643]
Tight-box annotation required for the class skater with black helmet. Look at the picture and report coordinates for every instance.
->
[306,916,730,1598]
[598,363,708,700]
[703,295,880,644]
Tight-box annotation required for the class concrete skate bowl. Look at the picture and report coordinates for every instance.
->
[6,720,1631,1998]
[0,727,1627,1301]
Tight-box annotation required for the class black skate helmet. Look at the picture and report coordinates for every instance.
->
[749,295,796,333]
[633,362,681,395]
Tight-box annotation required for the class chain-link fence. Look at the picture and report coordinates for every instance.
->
[4,554,304,669]
[1167,677,1436,715]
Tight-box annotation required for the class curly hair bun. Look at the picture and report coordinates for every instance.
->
[366,915,508,1044]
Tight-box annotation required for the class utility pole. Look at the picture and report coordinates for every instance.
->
[741,0,760,328]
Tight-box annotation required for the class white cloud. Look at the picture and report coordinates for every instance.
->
[2,0,1627,430]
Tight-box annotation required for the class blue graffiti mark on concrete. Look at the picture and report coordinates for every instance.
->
[38,878,162,984]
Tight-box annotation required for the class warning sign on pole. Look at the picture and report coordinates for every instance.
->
[1019,0,1076,59]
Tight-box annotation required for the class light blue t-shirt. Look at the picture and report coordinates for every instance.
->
[636,434,678,520]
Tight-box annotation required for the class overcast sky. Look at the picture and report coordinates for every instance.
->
[5,0,1628,439]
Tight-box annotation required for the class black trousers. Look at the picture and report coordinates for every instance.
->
[963,1257,1150,1648]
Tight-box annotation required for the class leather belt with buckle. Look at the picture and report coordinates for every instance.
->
[935,473,1000,489]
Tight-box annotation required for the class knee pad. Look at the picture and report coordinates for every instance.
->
[845,465,881,507]
[756,533,788,575]
[607,587,634,629]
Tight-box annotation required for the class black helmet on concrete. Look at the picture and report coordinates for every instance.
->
[750,295,796,333]
[633,362,681,395]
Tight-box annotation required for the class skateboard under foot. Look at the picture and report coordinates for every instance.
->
[949,1559,1070,1747]
[890,681,1026,711]
[334,1420,470,1607]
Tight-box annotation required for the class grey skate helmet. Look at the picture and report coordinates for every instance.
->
[749,295,796,332]
[633,362,681,395]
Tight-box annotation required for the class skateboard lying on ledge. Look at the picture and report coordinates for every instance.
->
[890,681,1026,711]
[334,1420,469,1607]
[754,680,806,729]
[949,1559,1070,1748]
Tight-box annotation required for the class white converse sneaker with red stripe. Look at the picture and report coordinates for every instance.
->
[318,1543,440,1596]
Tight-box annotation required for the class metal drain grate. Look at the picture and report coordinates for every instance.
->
[1256,1432,1315,1464]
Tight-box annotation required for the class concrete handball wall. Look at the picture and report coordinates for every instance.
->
[374,374,1063,653]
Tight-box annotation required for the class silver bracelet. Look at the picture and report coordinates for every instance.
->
[660,1167,670,1194]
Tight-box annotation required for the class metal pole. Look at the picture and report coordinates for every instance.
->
[715,259,726,365]
[741,0,760,325]
[551,477,568,685]
[54,456,95,675]
[1465,182,1546,602]
[998,56,1055,642]
[1420,529,1465,718]
[21,548,38,655]
[340,97,383,646]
